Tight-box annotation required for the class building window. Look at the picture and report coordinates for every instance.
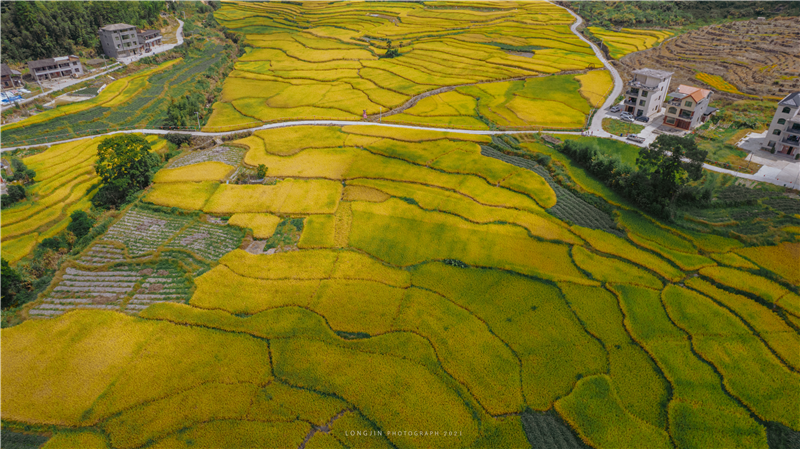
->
[668,107,677,114]
[773,129,781,135]
[685,101,693,107]
[768,141,776,148]
[637,110,644,116]
[666,117,676,124]
[783,107,791,114]
[642,91,648,98]
[639,100,646,106]
[778,118,786,125]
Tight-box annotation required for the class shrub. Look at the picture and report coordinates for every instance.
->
[1,184,27,208]
[67,210,95,239]
[256,164,267,179]
[165,133,192,147]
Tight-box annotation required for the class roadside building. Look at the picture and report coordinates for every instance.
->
[27,56,85,82]
[137,29,163,53]
[624,68,673,118]
[99,23,162,58]
[99,23,140,58]
[663,85,714,130]
[1,63,23,88]
[765,92,800,156]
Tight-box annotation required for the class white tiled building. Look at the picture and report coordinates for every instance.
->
[28,55,85,82]
[624,68,673,118]
[765,92,800,156]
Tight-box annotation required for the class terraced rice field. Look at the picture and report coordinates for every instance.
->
[205,1,608,131]
[586,27,672,59]
[4,123,798,448]
[1,135,165,262]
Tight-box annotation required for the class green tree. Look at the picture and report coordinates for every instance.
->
[92,134,159,208]
[66,210,95,239]
[636,135,707,206]
[1,184,27,208]
[257,164,267,179]
[1,259,24,309]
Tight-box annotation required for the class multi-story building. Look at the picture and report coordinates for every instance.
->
[663,85,714,130]
[623,68,673,118]
[28,55,84,82]
[765,92,800,156]
[137,30,163,53]
[1,63,23,88]
[99,24,163,58]
[99,23,140,58]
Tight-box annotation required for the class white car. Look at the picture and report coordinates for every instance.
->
[620,112,635,122]
[610,106,621,113]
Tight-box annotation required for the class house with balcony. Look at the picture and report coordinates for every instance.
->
[765,92,800,156]
[137,29,162,53]
[623,68,672,118]
[663,85,714,130]
[28,55,85,82]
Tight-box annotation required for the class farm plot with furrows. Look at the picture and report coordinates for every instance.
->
[165,222,245,261]
[619,18,800,100]
[166,146,246,169]
[205,1,606,131]
[29,262,193,319]
[103,207,192,257]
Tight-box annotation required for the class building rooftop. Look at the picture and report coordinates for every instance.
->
[28,55,79,69]
[632,68,673,80]
[138,29,161,38]
[676,85,712,103]
[100,23,136,31]
[1,63,21,77]
[778,92,800,108]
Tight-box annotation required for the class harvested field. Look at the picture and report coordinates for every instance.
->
[618,18,800,100]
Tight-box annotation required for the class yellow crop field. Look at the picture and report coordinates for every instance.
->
[298,214,336,248]
[153,162,234,183]
[143,181,219,210]
[575,70,613,107]
[227,213,282,239]
[2,2,797,445]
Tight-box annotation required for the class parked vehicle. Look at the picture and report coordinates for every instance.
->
[626,135,646,143]
[635,115,650,123]
[610,106,621,113]
[620,112,634,122]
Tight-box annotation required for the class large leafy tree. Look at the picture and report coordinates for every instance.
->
[92,134,159,208]
[1,259,24,309]
[636,134,707,206]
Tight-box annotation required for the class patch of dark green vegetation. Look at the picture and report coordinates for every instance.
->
[264,218,305,250]
[521,408,591,449]
[442,259,468,268]
[0,430,50,449]
[486,42,546,53]
[335,331,371,340]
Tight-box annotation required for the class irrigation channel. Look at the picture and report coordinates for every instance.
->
[1,2,795,189]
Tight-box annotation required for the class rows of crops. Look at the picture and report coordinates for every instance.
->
[204,1,609,131]
[0,43,223,146]
[6,123,798,448]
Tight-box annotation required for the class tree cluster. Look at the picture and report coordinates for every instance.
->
[558,135,707,218]
[572,1,800,28]
[92,134,160,209]
[1,1,164,63]
[1,158,36,208]
[379,40,400,59]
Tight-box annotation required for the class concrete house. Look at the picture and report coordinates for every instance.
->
[663,85,714,130]
[99,23,162,58]
[137,29,163,53]
[28,55,84,82]
[765,92,800,156]
[624,68,673,118]
[1,63,23,88]
[99,23,140,58]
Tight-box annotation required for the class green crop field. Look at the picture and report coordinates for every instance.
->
[2,2,799,449]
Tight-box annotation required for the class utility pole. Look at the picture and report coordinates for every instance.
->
[195,111,200,130]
